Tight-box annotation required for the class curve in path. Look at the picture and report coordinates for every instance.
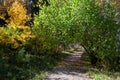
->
[46,52,93,80]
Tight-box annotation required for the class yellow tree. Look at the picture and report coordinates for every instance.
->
[0,0,33,49]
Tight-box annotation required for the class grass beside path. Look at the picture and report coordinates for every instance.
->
[88,68,120,80]
[0,51,69,80]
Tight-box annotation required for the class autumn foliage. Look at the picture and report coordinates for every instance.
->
[0,0,32,49]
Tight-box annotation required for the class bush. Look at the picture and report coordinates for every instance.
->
[33,0,120,70]
[0,1,34,79]
[6,0,28,26]
[79,0,119,70]
[0,0,32,76]
[1,0,117,74]
[0,0,33,49]
[32,0,83,55]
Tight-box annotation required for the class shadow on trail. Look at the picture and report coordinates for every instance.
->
[46,52,92,80]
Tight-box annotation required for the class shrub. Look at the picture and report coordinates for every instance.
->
[0,0,33,49]
[32,0,83,54]
[25,0,120,70]
[79,0,119,70]
[0,1,33,72]
[6,0,28,26]
[33,0,120,70]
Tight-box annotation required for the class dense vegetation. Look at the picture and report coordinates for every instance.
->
[0,0,120,79]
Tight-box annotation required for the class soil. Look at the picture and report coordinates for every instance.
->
[45,52,93,80]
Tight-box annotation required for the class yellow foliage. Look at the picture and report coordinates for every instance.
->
[7,0,28,27]
[0,13,6,20]
[0,0,33,49]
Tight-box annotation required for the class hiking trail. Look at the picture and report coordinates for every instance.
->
[46,52,93,80]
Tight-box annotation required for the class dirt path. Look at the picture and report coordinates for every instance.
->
[45,52,93,80]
